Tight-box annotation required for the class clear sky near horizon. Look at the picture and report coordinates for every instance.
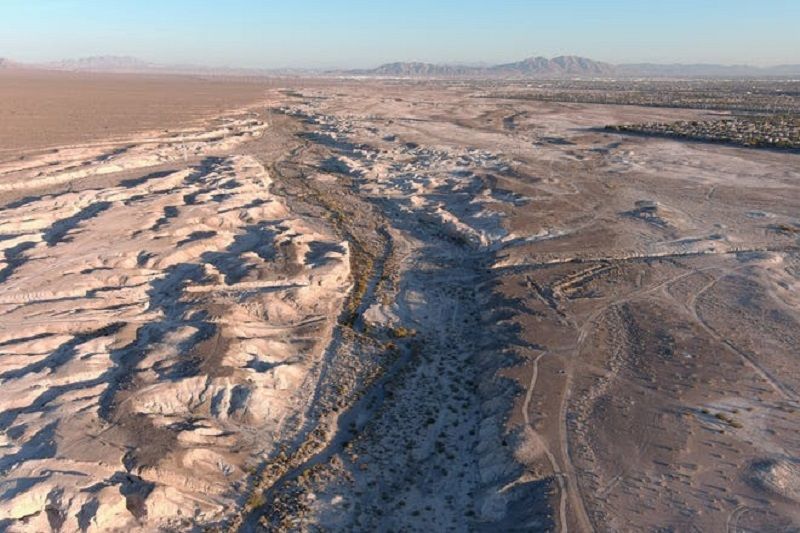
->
[1,0,798,69]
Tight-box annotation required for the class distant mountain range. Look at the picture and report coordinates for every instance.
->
[348,56,616,78]
[43,55,156,72]
[616,62,800,77]
[0,55,313,77]
[0,58,21,69]
[347,56,800,78]
[1,54,799,79]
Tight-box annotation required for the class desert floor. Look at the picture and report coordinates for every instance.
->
[0,74,798,532]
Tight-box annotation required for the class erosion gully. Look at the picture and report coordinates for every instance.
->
[224,109,513,532]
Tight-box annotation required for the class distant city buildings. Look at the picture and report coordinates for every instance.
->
[486,79,800,115]
[606,116,800,150]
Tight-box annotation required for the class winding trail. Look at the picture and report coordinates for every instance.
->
[521,350,570,533]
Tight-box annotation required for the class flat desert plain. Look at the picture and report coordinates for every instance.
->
[0,72,798,532]
[0,70,277,159]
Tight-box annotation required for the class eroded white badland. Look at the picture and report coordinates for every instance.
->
[0,111,350,530]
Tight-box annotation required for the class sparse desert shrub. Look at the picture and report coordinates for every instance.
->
[389,326,417,338]
[713,411,743,428]
[772,223,800,235]
[246,492,264,509]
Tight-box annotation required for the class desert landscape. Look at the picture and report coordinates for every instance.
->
[0,58,799,533]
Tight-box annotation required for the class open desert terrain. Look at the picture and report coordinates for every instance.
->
[0,70,289,159]
[0,71,798,532]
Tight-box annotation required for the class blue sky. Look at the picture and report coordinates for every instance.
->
[1,0,798,68]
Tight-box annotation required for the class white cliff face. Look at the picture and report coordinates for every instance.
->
[0,116,350,531]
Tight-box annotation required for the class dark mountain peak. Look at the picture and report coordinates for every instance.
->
[490,55,614,77]
[349,61,474,77]
[519,56,550,65]
[353,55,615,78]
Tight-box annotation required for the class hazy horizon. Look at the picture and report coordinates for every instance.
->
[1,0,799,69]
